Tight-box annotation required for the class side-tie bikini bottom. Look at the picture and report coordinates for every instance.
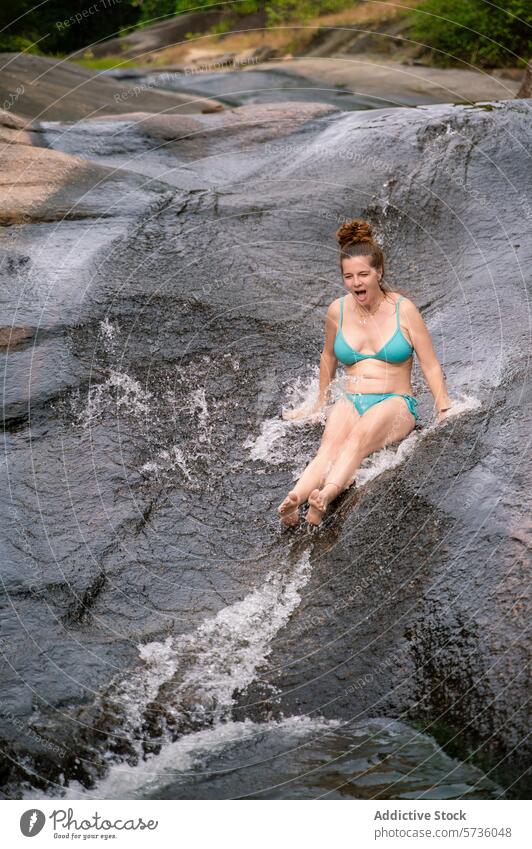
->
[344,392,420,422]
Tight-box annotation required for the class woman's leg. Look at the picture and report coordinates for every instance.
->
[306,396,416,524]
[278,395,359,525]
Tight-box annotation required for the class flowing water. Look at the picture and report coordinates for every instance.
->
[1,92,530,799]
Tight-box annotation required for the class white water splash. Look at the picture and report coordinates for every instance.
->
[140,444,192,479]
[248,371,483,492]
[423,393,482,431]
[62,715,339,800]
[77,370,152,428]
[98,317,120,353]
[355,430,420,487]
[51,551,315,801]
[244,417,294,463]
[111,551,312,734]
[281,369,322,415]
[187,387,211,444]
[221,352,240,371]
[244,369,330,465]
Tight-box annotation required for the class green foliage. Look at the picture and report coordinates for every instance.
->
[266,0,355,26]
[3,0,529,70]
[0,34,40,53]
[409,0,532,67]
[139,0,351,26]
[173,0,216,12]
[0,0,142,55]
[208,19,237,36]
[138,0,180,26]
[139,0,223,24]
[141,0,355,29]
[206,1,262,36]
[236,0,263,13]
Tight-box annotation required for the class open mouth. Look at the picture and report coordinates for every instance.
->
[353,289,367,298]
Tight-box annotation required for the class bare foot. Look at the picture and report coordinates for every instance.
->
[306,483,340,526]
[278,490,300,527]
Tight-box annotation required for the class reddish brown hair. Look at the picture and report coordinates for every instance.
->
[335,219,389,295]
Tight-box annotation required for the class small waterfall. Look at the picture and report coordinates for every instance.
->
[60,551,314,798]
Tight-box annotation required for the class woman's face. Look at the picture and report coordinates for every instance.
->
[341,256,382,306]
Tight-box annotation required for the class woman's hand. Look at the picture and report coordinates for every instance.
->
[282,401,324,421]
[436,405,453,424]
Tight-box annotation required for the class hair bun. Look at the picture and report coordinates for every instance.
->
[336,219,374,249]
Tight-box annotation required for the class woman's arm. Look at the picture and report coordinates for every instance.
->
[402,299,453,418]
[283,300,339,420]
[316,300,339,408]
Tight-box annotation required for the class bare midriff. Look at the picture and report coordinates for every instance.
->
[343,359,414,396]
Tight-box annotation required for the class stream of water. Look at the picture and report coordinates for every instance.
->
[1,91,530,799]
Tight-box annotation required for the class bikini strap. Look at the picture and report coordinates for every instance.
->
[339,295,345,328]
[395,295,404,327]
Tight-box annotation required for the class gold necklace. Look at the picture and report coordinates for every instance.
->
[353,293,384,325]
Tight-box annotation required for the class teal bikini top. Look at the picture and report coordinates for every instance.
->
[333,295,414,366]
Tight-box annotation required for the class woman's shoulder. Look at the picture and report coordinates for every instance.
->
[390,291,417,311]
[326,296,343,317]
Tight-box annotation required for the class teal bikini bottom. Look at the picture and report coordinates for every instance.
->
[344,392,420,422]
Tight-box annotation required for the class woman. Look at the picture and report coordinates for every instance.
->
[278,219,453,527]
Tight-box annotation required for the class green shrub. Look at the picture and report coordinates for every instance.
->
[208,20,237,36]
[0,35,41,53]
[409,0,532,67]
[233,0,263,14]
[138,0,262,39]
[138,0,181,26]
[139,0,234,24]
[266,0,355,26]
[0,1,142,56]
